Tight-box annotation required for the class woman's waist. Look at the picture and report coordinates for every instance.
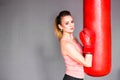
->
[66,69,84,78]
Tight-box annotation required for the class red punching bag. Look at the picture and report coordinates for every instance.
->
[82,0,111,76]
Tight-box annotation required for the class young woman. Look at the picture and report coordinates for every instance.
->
[54,10,93,80]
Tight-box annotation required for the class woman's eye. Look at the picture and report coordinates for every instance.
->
[71,20,74,23]
[65,22,69,25]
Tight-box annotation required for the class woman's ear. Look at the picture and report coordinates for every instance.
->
[58,24,63,30]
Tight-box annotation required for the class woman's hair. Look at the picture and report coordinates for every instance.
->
[54,10,72,41]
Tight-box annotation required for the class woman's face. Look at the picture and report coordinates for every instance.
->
[59,15,75,33]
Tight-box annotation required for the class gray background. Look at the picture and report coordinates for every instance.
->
[0,0,120,80]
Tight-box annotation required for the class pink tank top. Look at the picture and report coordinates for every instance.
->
[61,39,84,78]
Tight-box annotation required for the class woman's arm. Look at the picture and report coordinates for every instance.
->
[61,41,92,67]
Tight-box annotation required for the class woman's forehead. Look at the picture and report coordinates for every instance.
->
[62,16,73,21]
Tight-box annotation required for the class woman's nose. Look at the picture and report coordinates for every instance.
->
[70,23,74,27]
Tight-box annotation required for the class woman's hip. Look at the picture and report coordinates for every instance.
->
[63,74,84,80]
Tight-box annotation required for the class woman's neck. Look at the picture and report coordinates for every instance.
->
[62,32,74,40]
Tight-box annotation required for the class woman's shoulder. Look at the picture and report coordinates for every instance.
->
[60,38,77,49]
[60,38,72,46]
[60,38,75,56]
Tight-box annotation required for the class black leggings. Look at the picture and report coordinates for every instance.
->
[63,74,84,80]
